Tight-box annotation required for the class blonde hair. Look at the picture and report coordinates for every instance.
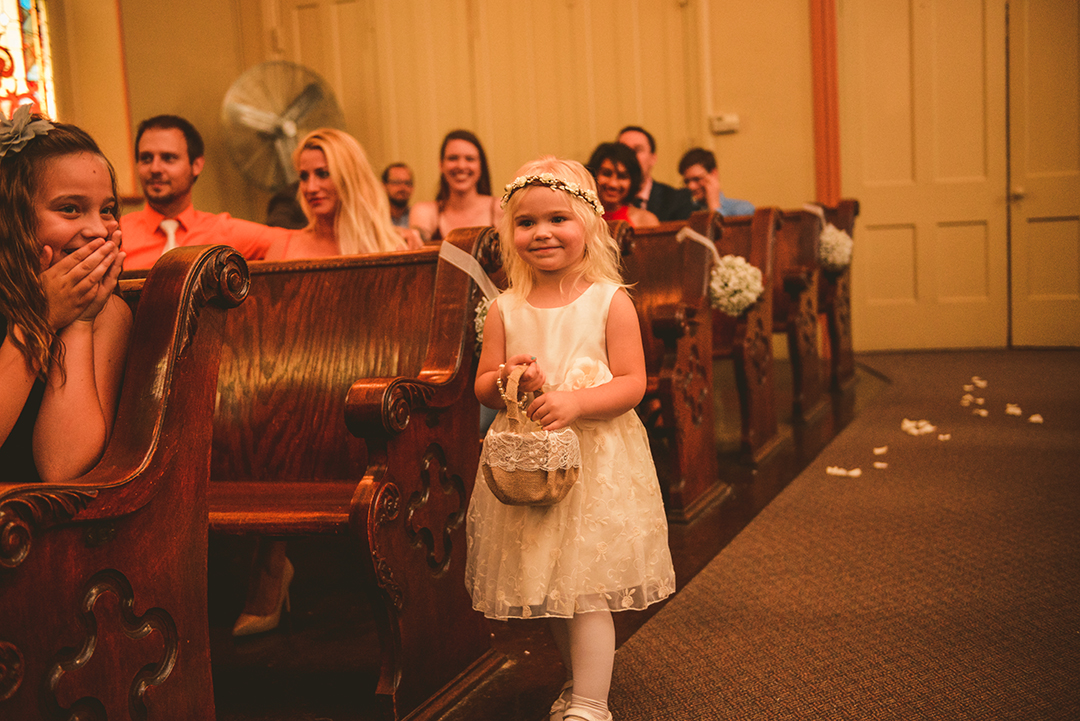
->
[497,156,625,301]
[293,128,404,254]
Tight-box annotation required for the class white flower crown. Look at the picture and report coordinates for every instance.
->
[500,173,605,216]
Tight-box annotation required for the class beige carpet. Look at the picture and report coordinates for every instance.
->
[610,350,1080,720]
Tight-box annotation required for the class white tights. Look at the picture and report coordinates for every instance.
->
[549,610,615,706]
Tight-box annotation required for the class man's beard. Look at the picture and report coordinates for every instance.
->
[389,196,410,210]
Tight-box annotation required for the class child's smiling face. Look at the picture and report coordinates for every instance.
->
[34,152,118,266]
[512,185,586,277]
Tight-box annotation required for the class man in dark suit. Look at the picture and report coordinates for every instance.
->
[617,125,696,222]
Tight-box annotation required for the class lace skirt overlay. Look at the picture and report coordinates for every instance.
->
[466,384,676,620]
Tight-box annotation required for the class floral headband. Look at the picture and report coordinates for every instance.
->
[0,104,53,158]
[501,172,605,216]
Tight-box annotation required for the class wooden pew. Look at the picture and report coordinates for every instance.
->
[773,209,828,421]
[820,199,861,391]
[707,210,786,460]
[0,246,248,721]
[616,218,726,522]
[705,209,786,463]
[207,228,499,720]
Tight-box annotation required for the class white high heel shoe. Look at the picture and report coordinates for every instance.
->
[232,557,294,637]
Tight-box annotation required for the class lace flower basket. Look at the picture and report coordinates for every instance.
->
[709,254,765,317]
[481,365,581,506]
[818,222,853,273]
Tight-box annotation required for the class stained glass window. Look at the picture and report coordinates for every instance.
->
[0,0,54,119]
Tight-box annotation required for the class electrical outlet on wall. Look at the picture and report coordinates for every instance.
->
[709,114,740,134]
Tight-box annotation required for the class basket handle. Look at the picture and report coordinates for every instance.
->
[503,364,528,427]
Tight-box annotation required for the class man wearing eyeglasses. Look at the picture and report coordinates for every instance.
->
[382,163,415,229]
[678,147,754,217]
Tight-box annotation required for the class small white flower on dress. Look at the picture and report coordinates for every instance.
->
[620,590,635,608]
[548,589,561,602]
[557,357,614,391]
[595,542,608,561]
[656,577,673,597]
[521,605,532,618]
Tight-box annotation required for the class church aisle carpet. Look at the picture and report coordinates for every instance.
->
[610,350,1080,720]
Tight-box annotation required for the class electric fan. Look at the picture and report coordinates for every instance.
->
[221,61,345,191]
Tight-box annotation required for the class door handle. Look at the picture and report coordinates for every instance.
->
[1008,185,1026,202]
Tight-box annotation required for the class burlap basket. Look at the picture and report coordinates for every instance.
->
[481,365,581,506]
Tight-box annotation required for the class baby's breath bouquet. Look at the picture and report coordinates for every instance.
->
[709,255,764,317]
[818,222,853,273]
[474,296,492,354]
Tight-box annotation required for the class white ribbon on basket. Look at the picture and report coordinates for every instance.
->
[438,240,501,301]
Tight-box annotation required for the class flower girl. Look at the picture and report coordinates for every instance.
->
[466,157,675,721]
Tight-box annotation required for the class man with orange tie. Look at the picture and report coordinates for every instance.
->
[120,115,292,269]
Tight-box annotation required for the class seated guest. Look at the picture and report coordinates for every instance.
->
[382,162,415,228]
[265,180,306,229]
[121,115,295,269]
[678,147,755,217]
[1,110,131,484]
[617,125,695,221]
[410,129,502,242]
[265,128,421,260]
[586,142,660,228]
[235,128,418,638]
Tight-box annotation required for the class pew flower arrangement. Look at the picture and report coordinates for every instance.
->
[709,254,764,317]
[818,222,854,273]
[474,296,492,354]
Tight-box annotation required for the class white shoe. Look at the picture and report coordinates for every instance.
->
[549,680,574,720]
[563,705,613,721]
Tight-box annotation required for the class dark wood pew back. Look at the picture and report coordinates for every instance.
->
[820,199,861,390]
[774,209,827,419]
[1,246,248,721]
[618,217,724,520]
[207,229,496,720]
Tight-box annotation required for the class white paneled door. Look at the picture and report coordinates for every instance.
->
[839,0,1009,350]
[1008,0,1080,347]
[841,0,1079,349]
